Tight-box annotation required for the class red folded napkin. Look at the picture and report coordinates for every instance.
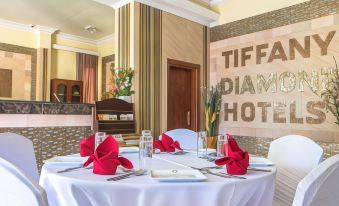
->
[153,133,183,152]
[83,135,133,175]
[79,134,95,157]
[214,134,249,175]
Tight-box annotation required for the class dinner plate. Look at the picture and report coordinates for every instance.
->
[150,169,207,182]
[43,156,87,166]
[249,157,275,167]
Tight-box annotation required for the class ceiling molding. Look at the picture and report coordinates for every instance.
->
[139,0,219,26]
[57,32,115,46]
[53,44,100,56]
[94,0,219,26]
[56,32,98,46]
[209,0,227,5]
[0,18,58,34]
[0,18,114,46]
[93,0,132,9]
[97,34,115,45]
[209,20,219,28]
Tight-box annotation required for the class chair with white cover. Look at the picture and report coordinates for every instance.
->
[292,154,339,206]
[268,135,323,206]
[0,132,39,182]
[0,157,48,206]
[162,129,197,150]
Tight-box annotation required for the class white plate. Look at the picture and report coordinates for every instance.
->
[151,169,207,182]
[120,146,139,153]
[44,156,87,166]
[249,157,275,167]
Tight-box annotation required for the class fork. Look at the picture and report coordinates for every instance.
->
[57,166,92,173]
[190,166,246,179]
[107,169,146,181]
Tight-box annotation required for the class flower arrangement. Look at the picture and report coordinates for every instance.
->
[205,83,222,137]
[317,57,339,125]
[107,67,134,97]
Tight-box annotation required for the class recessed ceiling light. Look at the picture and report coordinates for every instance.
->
[84,25,97,34]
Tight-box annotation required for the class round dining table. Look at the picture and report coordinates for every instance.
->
[40,152,276,206]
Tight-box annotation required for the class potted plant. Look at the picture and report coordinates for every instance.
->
[107,67,135,103]
[204,83,222,148]
[316,57,339,125]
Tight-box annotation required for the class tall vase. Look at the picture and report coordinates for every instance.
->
[207,136,217,149]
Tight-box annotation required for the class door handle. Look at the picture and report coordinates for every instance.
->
[187,111,191,126]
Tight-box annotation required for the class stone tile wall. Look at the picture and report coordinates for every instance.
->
[211,0,339,42]
[234,135,339,159]
[0,127,93,171]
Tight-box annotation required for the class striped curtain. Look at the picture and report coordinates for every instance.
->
[76,53,98,103]
[139,4,162,138]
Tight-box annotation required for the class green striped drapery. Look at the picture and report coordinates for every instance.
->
[139,5,162,138]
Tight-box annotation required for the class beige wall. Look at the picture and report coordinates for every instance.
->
[161,12,204,132]
[51,49,77,80]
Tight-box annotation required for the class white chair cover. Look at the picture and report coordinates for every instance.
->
[292,154,339,206]
[268,135,323,206]
[0,132,39,182]
[0,157,48,206]
[162,129,197,150]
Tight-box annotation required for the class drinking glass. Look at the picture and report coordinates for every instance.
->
[217,134,228,157]
[139,130,153,171]
[197,131,207,158]
[95,132,106,149]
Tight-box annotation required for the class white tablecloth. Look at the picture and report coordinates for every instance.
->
[40,153,276,206]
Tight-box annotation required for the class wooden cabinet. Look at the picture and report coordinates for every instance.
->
[95,98,136,134]
[50,79,83,103]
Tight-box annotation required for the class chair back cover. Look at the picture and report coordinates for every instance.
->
[292,154,339,206]
[0,157,48,206]
[0,132,39,181]
[268,135,323,206]
[162,129,197,150]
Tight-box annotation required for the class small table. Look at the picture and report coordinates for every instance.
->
[40,153,276,206]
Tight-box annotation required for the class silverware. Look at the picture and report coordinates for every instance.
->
[190,166,246,179]
[57,166,92,173]
[169,151,188,155]
[217,172,247,179]
[189,166,231,179]
[247,168,271,172]
[107,169,146,181]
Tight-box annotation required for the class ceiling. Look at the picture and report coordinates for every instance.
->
[0,0,115,40]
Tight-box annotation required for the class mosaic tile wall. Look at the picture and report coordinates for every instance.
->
[210,0,339,42]
[234,136,339,159]
[0,126,93,171]
[0,100,93,114]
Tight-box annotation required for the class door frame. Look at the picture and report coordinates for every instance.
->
[167,58,200,131]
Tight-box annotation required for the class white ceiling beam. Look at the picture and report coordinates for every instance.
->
[52,44,100,56]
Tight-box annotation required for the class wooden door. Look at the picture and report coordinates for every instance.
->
[167,59,200,131]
